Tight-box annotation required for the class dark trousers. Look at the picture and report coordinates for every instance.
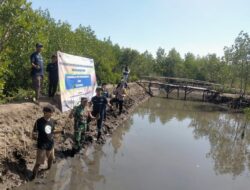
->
[48,79,58,97]
[103,106,107,120]
[87,110,104,139]
[74,120,87,147]
[110,98,118,108]
[110,98,123,114]
[118,100,124,114]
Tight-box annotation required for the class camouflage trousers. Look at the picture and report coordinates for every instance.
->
[74,121,87,148]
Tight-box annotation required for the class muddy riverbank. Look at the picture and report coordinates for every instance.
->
[0,83,149,190]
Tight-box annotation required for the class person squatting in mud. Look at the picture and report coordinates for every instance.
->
[32,105,64,179]
[69,97,95,150]
[88,87,112,143]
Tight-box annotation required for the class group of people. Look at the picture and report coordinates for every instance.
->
[30,43,130,179]
[30,43,130,103]
[69,82,127,149]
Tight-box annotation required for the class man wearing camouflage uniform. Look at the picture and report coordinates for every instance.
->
[69,97,93,149]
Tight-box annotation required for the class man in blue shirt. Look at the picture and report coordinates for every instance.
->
[89,87,111,143]
[30,43,44,102]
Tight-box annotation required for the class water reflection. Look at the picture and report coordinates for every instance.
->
[137,98,227,123]
[80,148,106,190]
[45,148,107,190]
[16,148,107,190]
[110,118,133,159]
[191,114,249,177]
[136,98,250,177]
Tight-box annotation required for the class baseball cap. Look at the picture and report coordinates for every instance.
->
[36,43,43,48]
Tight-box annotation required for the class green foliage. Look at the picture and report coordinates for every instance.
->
[9,88,34,101]
[223,31,250,94]
[0,0,49,95]
[0,88,34,103]
[0,0,156,101]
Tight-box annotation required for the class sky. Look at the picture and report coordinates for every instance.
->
[30,0,250,58]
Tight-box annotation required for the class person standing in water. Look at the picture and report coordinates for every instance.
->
[32,105,63,179]
[69,97,94,149]
[89,87,111,142]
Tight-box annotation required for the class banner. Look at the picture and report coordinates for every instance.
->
[57,51,97,112]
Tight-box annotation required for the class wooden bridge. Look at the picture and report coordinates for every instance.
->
[137,76,223,101]
[137,76,250,109]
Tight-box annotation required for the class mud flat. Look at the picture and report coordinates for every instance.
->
[0,83,149,190]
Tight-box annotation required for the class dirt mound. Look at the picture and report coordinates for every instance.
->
[0,83,149,190]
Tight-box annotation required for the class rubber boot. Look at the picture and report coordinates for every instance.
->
[97,131,102,140]
[86,122,90,132]
[74,130,81,150]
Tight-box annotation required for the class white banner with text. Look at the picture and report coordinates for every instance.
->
[58,51,97,112]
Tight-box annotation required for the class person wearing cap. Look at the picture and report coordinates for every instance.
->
[89,87,111,142]
[30,43,44,102]
[69,97,94,149]
[32,105,63,179]
[46,54,58,98]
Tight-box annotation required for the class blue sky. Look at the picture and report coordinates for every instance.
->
[30,0,250,57]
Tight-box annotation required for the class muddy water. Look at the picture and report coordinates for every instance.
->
[18,98,250,190]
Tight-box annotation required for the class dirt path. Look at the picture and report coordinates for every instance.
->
[0,83,149,190]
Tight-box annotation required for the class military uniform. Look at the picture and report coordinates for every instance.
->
[72,105,89,148]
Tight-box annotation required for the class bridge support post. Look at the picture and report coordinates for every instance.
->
[166,86,169,98]
[184,87,187,100]
[177,88,179,99]
[148,82,152,96]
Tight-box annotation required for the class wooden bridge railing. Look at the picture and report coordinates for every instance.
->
[140,76,224,92]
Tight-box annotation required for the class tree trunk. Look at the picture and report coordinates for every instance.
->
[240,61,244,94]
[243,61,249,95]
